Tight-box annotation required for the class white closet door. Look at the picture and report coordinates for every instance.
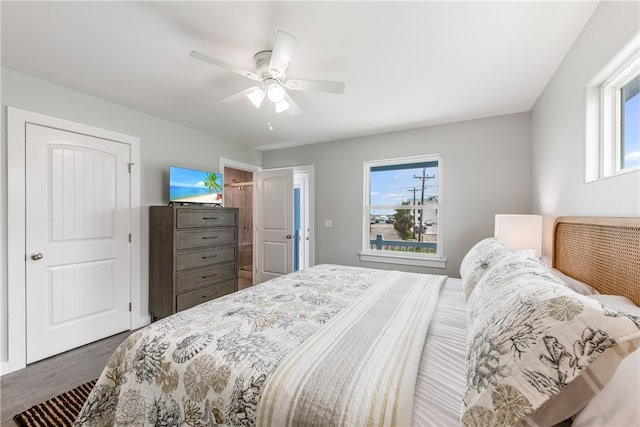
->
[25,123,131,363]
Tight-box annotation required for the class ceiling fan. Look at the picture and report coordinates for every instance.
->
[190,31,345,117]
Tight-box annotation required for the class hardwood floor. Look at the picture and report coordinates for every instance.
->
[238,275,253,290]
[0,330,133,426]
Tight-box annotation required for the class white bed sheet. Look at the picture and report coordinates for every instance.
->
[412,277,467,427]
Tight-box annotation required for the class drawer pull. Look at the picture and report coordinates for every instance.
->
[201,294,208,299]
[203,217,219,220]
[202,236,219,240]
[201,254,219,259]
[201,273,219,279]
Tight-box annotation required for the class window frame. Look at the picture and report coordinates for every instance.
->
[585,32,640,182]
[359,154,446,268]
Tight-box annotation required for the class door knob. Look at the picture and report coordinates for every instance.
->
[31,252,44,261]
[286,234,292,239]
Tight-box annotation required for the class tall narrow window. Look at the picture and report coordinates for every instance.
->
[360,154,445,268]
[585,32,640,181]
[621,74,640,170]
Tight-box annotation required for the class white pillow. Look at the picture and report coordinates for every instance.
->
[551,268,598,296]
[588,294,639,313]
[571,295,640,427]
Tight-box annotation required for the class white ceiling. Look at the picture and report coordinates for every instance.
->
[1,1,599,151]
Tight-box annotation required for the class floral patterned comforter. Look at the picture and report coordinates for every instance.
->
[75,264,397,426]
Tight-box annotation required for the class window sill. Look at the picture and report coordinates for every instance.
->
[585,164,639,183]
[358,251,447,268]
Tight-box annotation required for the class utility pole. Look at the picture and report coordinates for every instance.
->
[414,168,435,242]
[407,187,418,236]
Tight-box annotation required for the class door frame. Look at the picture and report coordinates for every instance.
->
[293,165,315,268]
[294,169,311,271]
[219,158,262,284]
[4,107,141,374]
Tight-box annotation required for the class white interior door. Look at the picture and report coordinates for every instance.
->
[25,123,131,363]
[255,168,293,283]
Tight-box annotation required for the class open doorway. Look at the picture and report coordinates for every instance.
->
[222,166,253,289]
[294,171,310,272]
[223,166,254,290]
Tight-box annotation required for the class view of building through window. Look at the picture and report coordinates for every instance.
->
[367,158,440,255]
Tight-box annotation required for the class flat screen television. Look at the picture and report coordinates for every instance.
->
[169,166,223,205]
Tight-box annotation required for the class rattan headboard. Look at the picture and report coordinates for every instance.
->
[553,216,640,306]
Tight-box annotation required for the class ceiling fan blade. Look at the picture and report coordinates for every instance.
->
[269,31,297,78]
[220,86,264,105]
[190,50,261,81]
[283,91,302,116]
[284,79,345,94]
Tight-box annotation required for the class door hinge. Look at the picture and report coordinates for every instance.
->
[129,233,132,242]
[128,162,135,173]
[129,302,132,312]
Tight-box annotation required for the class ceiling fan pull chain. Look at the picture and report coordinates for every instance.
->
[267,101,274,131]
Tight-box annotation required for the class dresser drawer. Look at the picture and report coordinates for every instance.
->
[176,228,236,250]
[176,280,236,311]
[176,262,236,293]
[177,209,237,228]
[176,246,236,271]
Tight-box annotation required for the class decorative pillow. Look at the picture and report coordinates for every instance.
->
[459,238,512,301]
[462,250,640,427]
[571,295,640,427]
[551,268,598,296]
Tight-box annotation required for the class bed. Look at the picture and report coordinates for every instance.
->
[75,216,640,426]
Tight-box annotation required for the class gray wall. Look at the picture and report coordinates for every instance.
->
[0,68,262,364]
[263,112,532,278]
[531,1,640,261]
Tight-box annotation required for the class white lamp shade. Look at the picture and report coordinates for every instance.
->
[267,83,285,103]
[494,214,542,257]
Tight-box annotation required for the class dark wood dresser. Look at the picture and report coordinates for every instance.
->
[149,205,238,320]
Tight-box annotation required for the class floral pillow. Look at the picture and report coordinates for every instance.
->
[460,238,513,301]
[462,250,640,427]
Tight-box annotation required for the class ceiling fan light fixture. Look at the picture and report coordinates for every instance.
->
[246,89,265,108]
[190,30,345,119]
[275,99,290,113]
[267,83,285,103]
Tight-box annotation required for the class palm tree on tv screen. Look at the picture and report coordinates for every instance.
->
[204,173,222,194]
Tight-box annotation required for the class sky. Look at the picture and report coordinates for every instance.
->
[170,166,219,188]
[370,165,439,215]
[624,91,639,169]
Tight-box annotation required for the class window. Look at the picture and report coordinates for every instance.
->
[585,32,640,182]
[359,154,445,268]
[621,74,640,170]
